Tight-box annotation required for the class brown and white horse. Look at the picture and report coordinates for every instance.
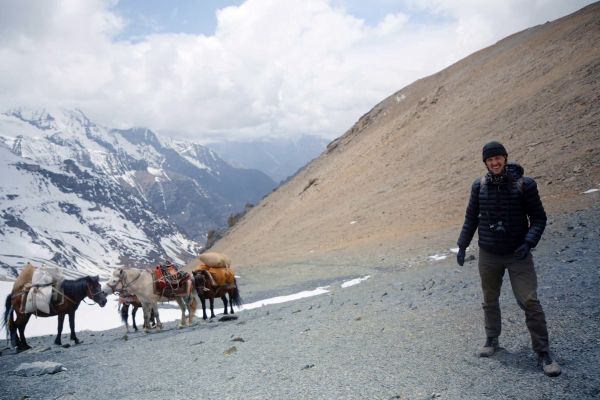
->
[102,268,199,331]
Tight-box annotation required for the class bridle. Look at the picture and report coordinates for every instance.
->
[86,281,104,302]
[106,269,143,294]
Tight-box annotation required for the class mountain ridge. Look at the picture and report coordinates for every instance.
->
[0,108,275,278]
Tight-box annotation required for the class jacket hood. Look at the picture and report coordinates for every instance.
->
[506,162,524,180]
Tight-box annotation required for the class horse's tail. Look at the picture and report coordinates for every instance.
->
[2,294,13,342]
[230,278,243,308]
[120,303,129,325]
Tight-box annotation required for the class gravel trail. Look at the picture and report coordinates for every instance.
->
[1,208,599,400]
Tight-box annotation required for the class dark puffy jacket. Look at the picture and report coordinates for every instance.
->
[457,163,547,255]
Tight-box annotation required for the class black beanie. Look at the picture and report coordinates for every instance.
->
[482,141,507,161]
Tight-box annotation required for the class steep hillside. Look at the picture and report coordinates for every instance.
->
[213,3,600,267]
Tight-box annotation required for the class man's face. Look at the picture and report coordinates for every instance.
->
[485,155,507,175]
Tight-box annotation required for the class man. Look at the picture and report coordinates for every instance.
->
[456,141,561,377]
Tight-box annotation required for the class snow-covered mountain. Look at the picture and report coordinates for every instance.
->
[0,108,275,278]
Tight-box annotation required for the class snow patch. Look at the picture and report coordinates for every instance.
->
[395,94,407,103]
[147,167,163,176]
[341,275,370,288]
[0,273,373,338]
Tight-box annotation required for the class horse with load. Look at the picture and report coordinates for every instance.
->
[3,263,107,352]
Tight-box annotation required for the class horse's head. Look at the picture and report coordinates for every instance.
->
[87,276,108,307]
[102,268,126,295]
[192,270,215,295]
[193,270,206,288]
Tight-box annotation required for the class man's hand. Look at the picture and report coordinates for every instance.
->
[457,247,466,266]
[514,243,530,260]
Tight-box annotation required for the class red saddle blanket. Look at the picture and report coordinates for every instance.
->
[152,266,190,296]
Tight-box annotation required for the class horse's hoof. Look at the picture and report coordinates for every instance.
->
[17,345,32,353]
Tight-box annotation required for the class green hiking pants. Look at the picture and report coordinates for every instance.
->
[478,248,550,354]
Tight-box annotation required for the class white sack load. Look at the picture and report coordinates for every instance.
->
[197,252,231,268]
[43,266,64,288]
[25,266,64,314]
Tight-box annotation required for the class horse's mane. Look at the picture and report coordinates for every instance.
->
[61,276,95,293]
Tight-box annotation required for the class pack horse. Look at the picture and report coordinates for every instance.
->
[185,252,243,320]
[3,263,108,351]
[102,266,200,331]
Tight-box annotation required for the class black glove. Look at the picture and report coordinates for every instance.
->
[514,243,530,260]
[457,247,466,266]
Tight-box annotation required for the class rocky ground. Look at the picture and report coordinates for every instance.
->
[0,204,599,400]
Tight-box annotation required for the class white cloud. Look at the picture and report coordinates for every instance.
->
[0,0,594,141]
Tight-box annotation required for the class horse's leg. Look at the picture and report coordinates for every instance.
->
[9,318,18,348]
[68,311,81,344]
[176,298,186,328]
[153,304,162,330]
[221,294,229,315]
[189,292,199,326]
[143,308,151,330]
[209,297,216,319]
[141,303,153,332]
[200,296,208,320]
[130,306,138,332]
[143,303,161,331]
[229,291,235,314]
[7,307,19,348]
[55,314,65,345]
[121,303,131,333]
[149,307,156,328]
[15,313,32,351]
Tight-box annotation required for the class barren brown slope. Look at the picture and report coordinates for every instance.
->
[213,3,600,268]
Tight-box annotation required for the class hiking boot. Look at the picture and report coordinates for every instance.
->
[538,352,561,377]
[478,337,499,357]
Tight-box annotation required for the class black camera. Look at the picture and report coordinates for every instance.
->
[489,220,506,234]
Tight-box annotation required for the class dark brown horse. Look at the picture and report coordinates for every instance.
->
[193,269,242,320]
[3,268,107,352]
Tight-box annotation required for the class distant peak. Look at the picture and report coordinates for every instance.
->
[5,107,57,130]
[3,107,95,131]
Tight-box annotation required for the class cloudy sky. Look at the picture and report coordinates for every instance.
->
[0,0,594,142]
